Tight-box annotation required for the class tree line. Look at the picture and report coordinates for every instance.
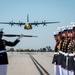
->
[7,46,54,52]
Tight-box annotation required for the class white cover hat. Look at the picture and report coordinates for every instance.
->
[0,28,3,33]
[53,31,58,36]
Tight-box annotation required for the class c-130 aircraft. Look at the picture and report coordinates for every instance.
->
[0,14,60,30]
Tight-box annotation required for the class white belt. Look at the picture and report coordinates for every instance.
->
[0,50,6,53]
[59,51,68,56]
[54,52,59,55]
[59,51,75,56]
[69,53,74,56]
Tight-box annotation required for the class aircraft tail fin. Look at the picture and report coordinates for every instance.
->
[27,14,29,22]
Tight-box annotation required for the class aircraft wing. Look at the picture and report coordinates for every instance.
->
[0,21,59,26]
[3,34,38,37]
[30,21,60,25]
[0,22,25,25]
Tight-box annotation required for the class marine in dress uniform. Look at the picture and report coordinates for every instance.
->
[61,26,74,75]
[58,26,69,75]
[52,26,65,75]
[0,28,21,75]
[70,26,75,75]
[52,32,60,75]
[67,26,74,75]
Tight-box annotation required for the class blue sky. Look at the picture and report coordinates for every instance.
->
[0,0,75,50]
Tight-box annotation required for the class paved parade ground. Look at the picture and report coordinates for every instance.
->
[7,52,54,75]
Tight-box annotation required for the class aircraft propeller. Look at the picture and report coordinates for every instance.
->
[42,20,47,26]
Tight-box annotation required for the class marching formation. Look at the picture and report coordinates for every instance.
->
[52,23,75,75]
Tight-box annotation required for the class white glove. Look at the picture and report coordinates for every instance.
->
[17,34,23,40]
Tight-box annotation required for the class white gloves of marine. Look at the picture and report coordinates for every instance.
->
[17,34,23,40]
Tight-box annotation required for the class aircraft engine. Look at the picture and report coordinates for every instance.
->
[42,20,47,26]
[9,20,14,26]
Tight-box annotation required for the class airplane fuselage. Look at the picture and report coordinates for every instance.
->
[24,23,32,30]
